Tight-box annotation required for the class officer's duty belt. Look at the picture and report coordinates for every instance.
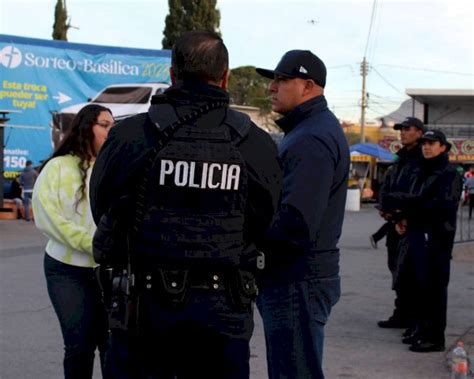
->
[138,267,257,310]
[141,269,239,293]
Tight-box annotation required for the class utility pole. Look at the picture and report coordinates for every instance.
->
[360,57,369,143]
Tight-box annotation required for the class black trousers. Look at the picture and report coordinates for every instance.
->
[104,289,254,379]
[421,250,451,343]
[398,233,451,343]
[386,224,399,275]
[391,230,418,324]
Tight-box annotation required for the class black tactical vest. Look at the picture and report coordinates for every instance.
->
[134,103,250,269]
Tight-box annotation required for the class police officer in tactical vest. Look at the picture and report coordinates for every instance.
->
[90,31,281,378]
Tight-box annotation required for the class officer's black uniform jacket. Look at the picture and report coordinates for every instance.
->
[379,143,424,212]
[261,95,350,284]
[90,82,282,268]
[385,153,462,256]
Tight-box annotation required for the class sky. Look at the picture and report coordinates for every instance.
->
[1,0,473,122]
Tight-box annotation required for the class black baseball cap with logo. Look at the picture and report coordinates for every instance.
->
[393,117,426,133]
[419,130,452,151]
[255,50,327,88]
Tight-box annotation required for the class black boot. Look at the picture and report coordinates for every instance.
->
[402,327,416,338]
[402,328,421,344]
[409,339,445,353]
[377,316,411,328]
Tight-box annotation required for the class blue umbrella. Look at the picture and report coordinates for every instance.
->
[349,143,394,161]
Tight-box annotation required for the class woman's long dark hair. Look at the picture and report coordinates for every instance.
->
[40,104,112,208]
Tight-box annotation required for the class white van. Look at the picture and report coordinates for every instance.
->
[51,82,169,147]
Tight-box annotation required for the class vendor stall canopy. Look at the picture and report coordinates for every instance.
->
[350,143,394,162]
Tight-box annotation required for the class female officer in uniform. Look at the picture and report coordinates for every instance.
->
[390,130,462,352]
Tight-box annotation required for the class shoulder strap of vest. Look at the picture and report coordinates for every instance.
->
[222,109,252,145]
[147,102,178,131]
[149,101,252,146]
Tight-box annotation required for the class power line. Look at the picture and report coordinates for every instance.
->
[359,0,378,142]
[378,64,474,76]
[371,107,409,120]
[369,98,403,105]
[371,67,405,96]
[366,107,390,117]
[369,92,406,101]
[367,0,381,64]
[370,99,404,105]
[368,102,393,112]
[364,0,378,58]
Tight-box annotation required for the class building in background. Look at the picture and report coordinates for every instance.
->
[380,89,474,165]
[406,89,474,138]
[341,88,474,201]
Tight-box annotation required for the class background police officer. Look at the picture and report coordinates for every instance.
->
[377,117,426,331]
[90,31,281,379]
[385,130,462,352]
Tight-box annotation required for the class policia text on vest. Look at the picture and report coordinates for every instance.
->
[159,159,241,190]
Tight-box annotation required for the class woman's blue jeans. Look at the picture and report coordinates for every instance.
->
[44,253,109,379]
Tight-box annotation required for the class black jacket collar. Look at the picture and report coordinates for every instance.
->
[276,95,327,134]
[149,81,230,130]
[156,81,230,106]
[421,152,449,172]
[396,143,423,162]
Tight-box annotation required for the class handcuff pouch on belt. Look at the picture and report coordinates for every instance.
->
[228,270,258,312]
[155,269,189,309]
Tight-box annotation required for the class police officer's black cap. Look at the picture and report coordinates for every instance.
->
[255,50,327,88]
[419,130,452,151]
[393,117,426,132]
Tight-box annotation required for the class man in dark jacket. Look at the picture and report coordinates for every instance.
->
[377,117,426,329]
[90,31,281,379]
[255,50,349,379]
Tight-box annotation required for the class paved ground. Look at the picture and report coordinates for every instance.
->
[1,205,473,378]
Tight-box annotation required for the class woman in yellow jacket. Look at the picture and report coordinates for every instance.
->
[33,104,114,379]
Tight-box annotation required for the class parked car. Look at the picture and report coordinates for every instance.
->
[51,82,169,147]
